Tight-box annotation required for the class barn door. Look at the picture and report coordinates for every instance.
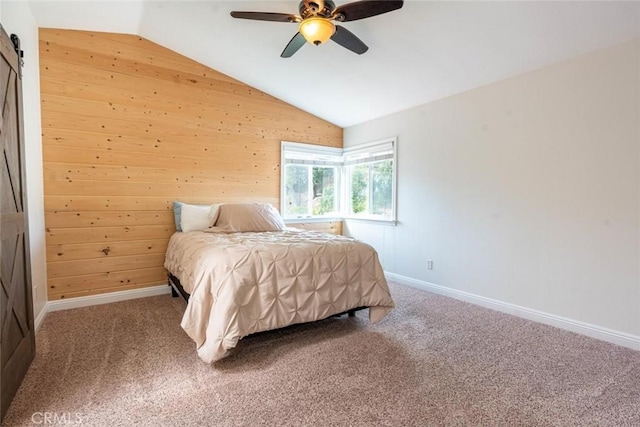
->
[0,26,35,421]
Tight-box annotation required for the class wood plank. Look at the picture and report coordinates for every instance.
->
[42,144,279,171]
[293,221,343,235]
[45,195,172,212]
[40,109,338,147]
[44,211,172,228]
[44,195,279,212]
[41,127,337,160]
[47,238,169,262]
[45,224,174,245]
[47,253,166,278]
[43,162,271,186]
[47,267,167,295]
[41,128,287,158]
[44,178,275,198]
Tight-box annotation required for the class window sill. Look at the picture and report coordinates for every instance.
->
[343,217,397,226]
[284,217,343,224]
[284,217,397,226]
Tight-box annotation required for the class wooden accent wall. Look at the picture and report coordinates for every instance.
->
[40,29,342,300]
[292,221,343,235]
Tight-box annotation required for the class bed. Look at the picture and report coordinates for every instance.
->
[164,203,395,363]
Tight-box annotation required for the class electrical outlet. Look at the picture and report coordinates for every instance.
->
[426,259,434,270]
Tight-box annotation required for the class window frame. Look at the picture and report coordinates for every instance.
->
[281,141,343,222]
[342,137,397,224]
[280,138,397,225]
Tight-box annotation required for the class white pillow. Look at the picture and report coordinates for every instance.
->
[180,204,220,232]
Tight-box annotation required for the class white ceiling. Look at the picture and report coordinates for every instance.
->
[27,0,640,128]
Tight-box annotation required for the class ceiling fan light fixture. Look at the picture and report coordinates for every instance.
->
[299,17,335,46]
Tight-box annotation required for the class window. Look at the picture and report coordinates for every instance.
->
[344,139,396,221]
[281,138,396,223]
[282,142,342,219]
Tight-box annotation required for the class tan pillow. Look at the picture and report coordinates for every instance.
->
[209,203,285,233]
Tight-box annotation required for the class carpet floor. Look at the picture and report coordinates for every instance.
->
[4,283,640,426]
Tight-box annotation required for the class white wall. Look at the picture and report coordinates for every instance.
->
[345,40,640,338]
[1,2,48,324]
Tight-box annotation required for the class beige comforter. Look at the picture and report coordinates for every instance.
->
[164,229,395,363]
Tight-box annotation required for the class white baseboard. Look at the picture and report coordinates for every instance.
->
[385,271,640,352]
[34,305,48,333]
[47,284,171,313]
[34,284,172,334]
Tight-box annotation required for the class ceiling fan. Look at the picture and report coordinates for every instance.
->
[230,0,404,58]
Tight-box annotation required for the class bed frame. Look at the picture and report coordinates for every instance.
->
[168,274,365,318]
[168,273,191,301]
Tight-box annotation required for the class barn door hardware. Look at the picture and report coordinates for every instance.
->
[10,33,24,76]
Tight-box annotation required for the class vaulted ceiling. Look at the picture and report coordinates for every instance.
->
[27,1,640,127]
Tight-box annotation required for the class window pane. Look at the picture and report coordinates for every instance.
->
[282,139,396,222]
[312,167,336,216]
[285,164,310,217]
[350,164,369,215]
[371,160,393,216]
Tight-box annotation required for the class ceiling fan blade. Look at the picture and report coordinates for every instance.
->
[281,32,307,58]
[332,0,403,22]
[331,25,368,55]
[230,11,299,23]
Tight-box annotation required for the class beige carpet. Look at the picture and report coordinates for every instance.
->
[4,283,640,426]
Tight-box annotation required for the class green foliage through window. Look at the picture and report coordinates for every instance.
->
[282,140,395,221]
[372,160,393,216]
[285,164,337,218]
[285,165,309,216]
[350,165,368,214]
[348,160,393,217]
[313,167,335,215]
